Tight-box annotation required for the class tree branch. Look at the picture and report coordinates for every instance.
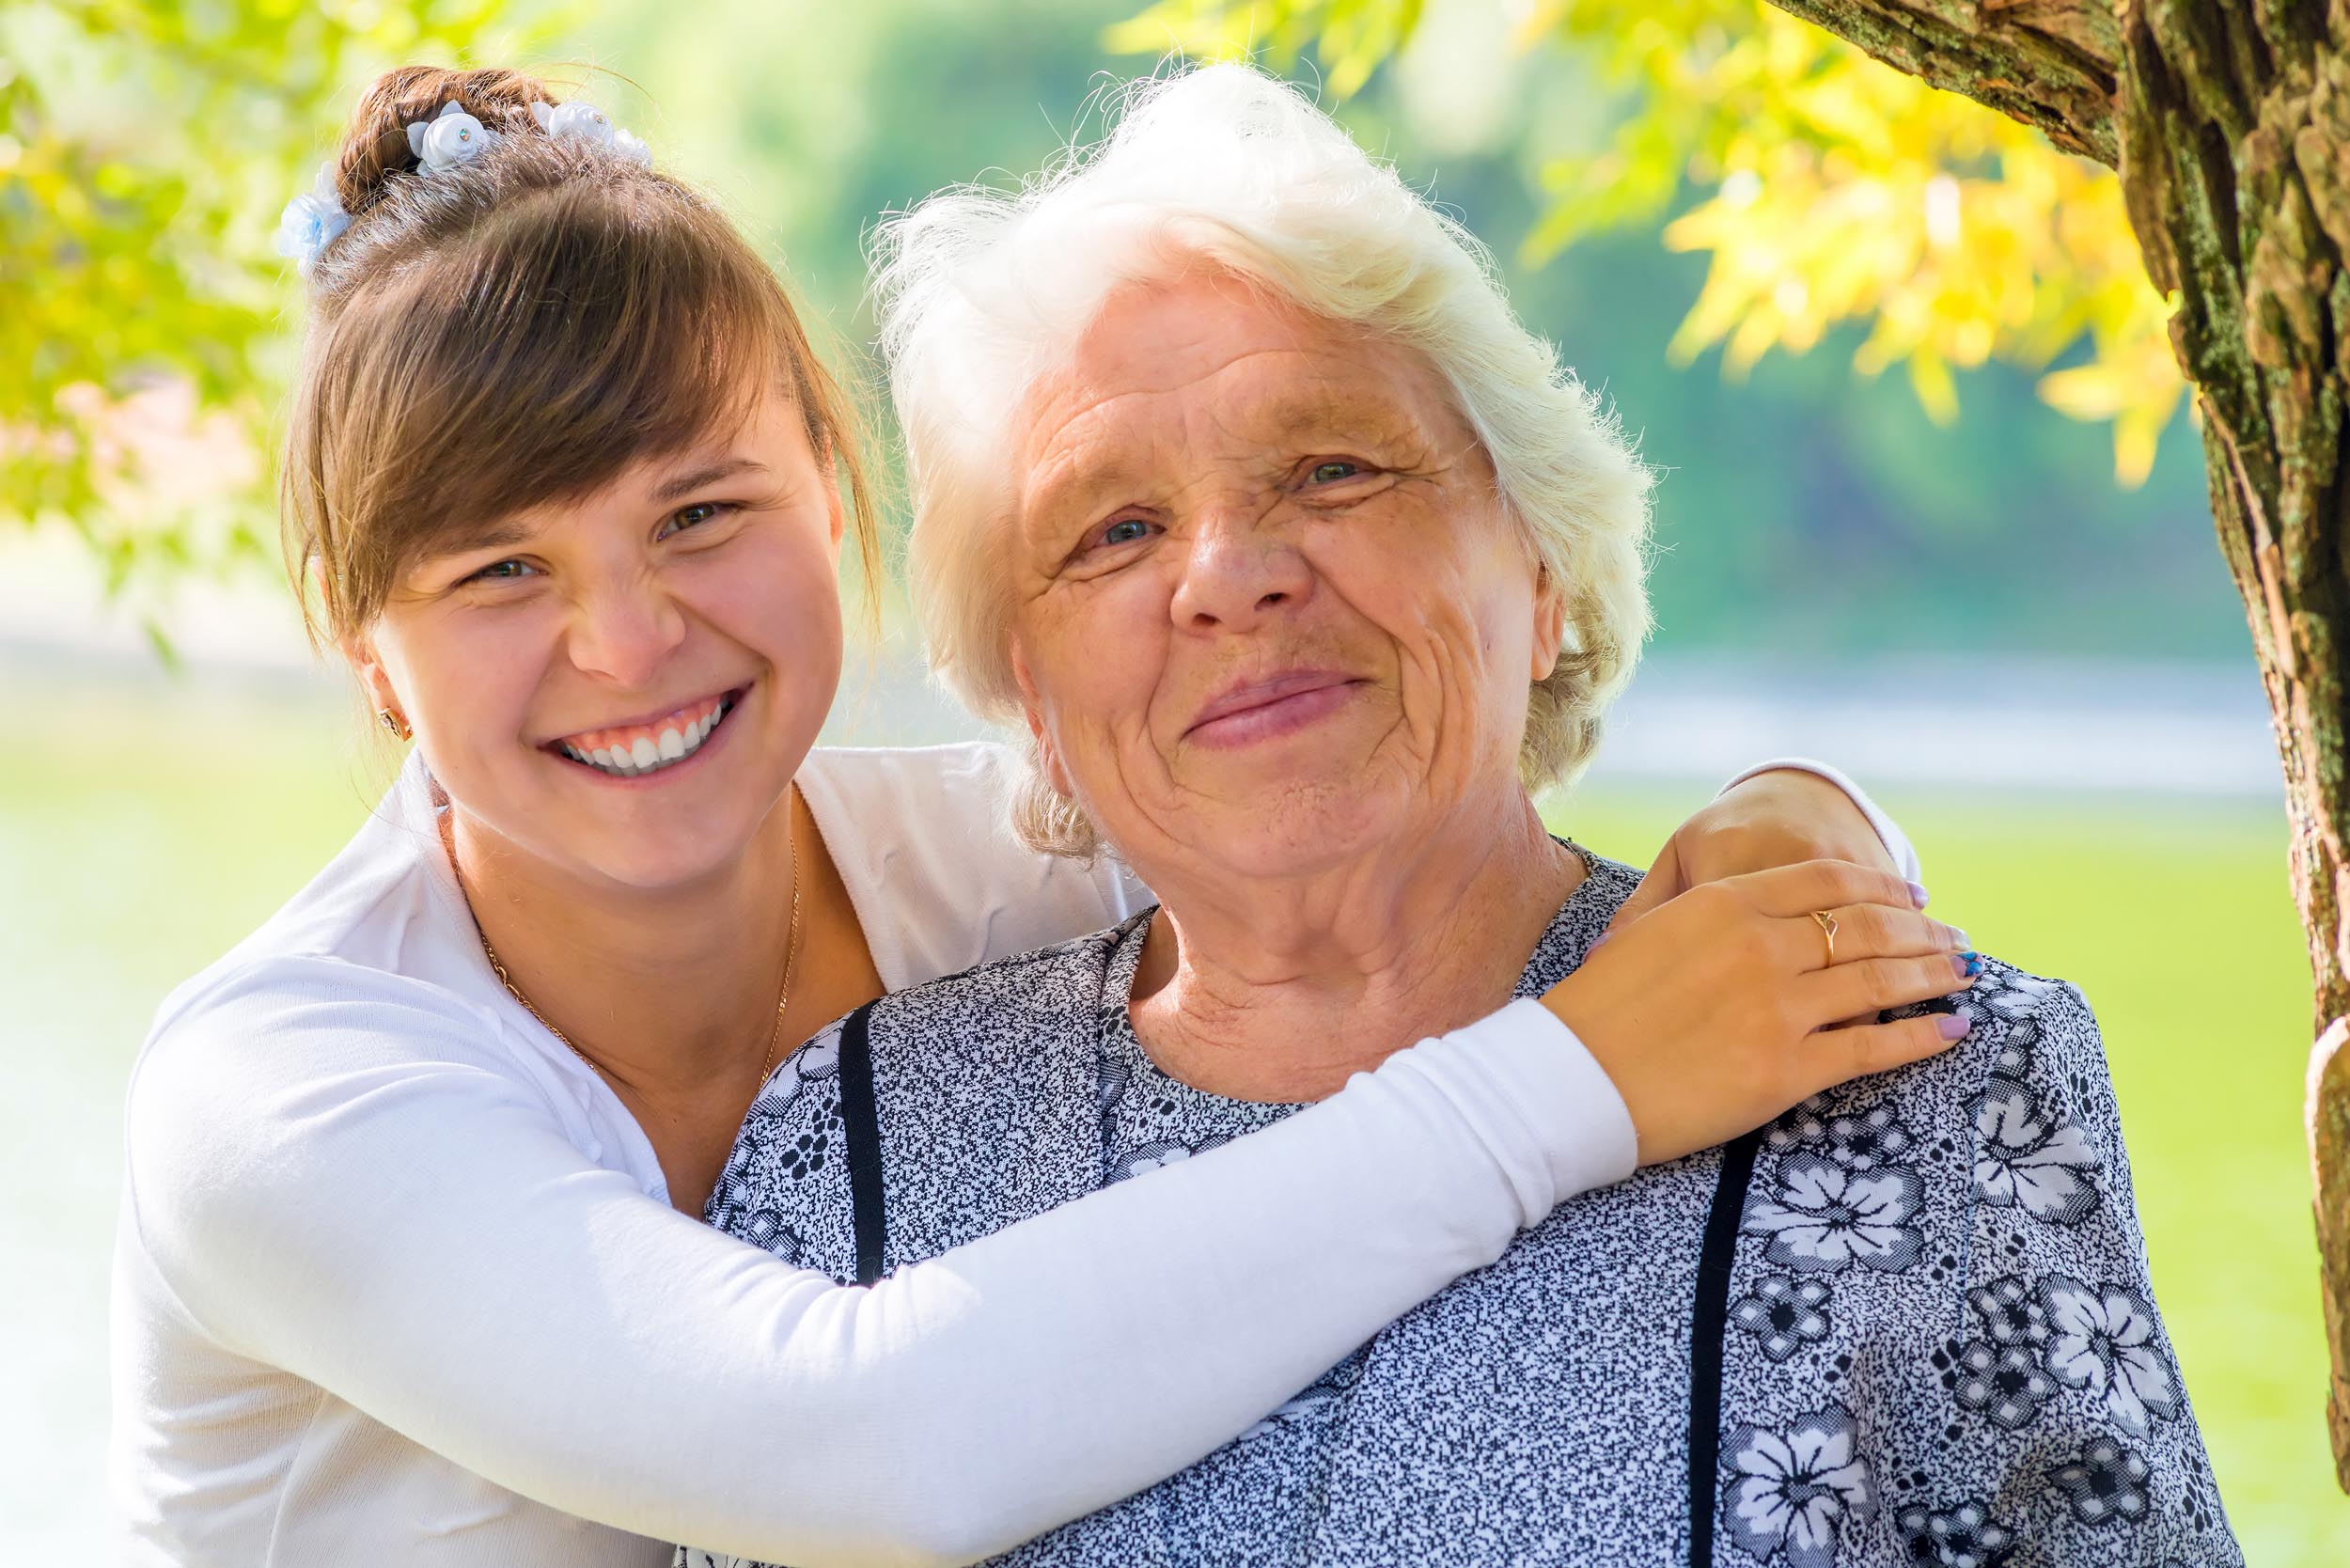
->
[1764,0,2123,164]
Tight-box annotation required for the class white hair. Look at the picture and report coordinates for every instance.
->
[875,62,1654,856]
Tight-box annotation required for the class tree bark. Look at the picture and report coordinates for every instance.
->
[1761,0,2350,1489]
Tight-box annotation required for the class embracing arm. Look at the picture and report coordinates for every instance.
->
[124,959,1627,1567]
[123,763,1951,1566]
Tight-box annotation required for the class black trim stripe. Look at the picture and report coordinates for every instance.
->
[1687,1128,1763,1567]
[838,1000,888,1286]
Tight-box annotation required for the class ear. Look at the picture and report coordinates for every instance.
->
[1009,641,1073,797]
[340,630,405,727]
[1528,567,1571,681]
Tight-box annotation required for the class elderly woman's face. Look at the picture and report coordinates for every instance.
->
[1007,270,1566,878]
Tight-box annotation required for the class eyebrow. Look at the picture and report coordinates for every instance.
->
[413,456,776,573]
[424,519,538,562]
[1026,391,1421,521]
[650,456,768,506]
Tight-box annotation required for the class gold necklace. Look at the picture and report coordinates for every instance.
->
[449,804,807,1091]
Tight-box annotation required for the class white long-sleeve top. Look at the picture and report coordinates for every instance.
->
[109,744,1916,1568]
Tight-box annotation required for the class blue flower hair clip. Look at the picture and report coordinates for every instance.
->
[529,99,652,166]
[275,97,650,274]
[408,100,498,173]
[274,165,351,274]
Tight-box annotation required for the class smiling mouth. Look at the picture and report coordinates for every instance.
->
[1185,670,1366,745]
[549,690,741,779]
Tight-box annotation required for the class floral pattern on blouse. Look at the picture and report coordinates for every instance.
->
[1719,957,2237,1567]
[687,851,2239,1568]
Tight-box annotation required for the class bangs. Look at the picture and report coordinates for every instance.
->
[306,175,810,617]
[378,182,793,557]
[283,128,880,647]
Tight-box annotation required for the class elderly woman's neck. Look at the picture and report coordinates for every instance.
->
[1129,793,1583,1104]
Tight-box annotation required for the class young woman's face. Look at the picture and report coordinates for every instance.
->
[354,385,845,893]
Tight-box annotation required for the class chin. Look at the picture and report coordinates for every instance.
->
[572,827,755,894]
[534,771,783,894]
[1171,776,1405,881]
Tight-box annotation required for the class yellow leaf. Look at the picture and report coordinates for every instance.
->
[1907,350,1959,425]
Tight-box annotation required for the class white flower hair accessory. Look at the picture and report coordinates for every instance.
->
[407,101,496,174]
[275,95,651,276]
[274,165,351,274]
[529,99,651,166]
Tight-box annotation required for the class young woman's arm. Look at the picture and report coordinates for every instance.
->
[121,957,1626,1567]
[121,881,1953,1568]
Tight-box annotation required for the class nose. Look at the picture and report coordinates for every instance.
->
[565,571,688,688]
[1167,506,1313,634]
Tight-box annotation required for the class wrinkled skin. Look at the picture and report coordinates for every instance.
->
[1005,268,1577,1098]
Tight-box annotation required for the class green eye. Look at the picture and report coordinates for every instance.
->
[667,502,721,533]
[470,559,533,583]
[1309,461,1361,484]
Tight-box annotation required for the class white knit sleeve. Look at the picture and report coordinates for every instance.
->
[124,961,1628,1568]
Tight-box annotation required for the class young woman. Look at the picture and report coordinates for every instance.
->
[109,67,1966,1568]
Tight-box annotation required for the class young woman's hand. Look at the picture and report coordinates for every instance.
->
[1543,860,1973,1166]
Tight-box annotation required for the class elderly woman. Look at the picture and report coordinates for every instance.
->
[695,66,2239,1568]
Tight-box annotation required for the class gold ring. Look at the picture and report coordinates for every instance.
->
[1810,909,1839,964]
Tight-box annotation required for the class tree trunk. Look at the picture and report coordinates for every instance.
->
[1760,0,2350,1488]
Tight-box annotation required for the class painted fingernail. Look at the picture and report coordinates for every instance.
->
[1935,1013,1970,1040]
[1961,950,1984,978]
[1906,880,1931,909]
[1949,928,1971,950]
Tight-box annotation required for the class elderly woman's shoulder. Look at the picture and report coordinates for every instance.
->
[1954,956,2100,1062]
[861,911,1148,1064]
[1761,956,2131,1236]
[1888,956,2103,1085]
[1963,956,2097,1027]
[1868,954,2124,1146]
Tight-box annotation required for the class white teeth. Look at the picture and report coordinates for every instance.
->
[560,698,732,778]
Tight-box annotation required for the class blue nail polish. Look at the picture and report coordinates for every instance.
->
[1961,951,1983,978]
[1906,880,1931,909]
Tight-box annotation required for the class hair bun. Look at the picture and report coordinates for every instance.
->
[331,66,553,216]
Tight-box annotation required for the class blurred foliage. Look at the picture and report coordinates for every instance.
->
[2,0,2235,661]
[0,0,556,603]
[1110,0,2184,486]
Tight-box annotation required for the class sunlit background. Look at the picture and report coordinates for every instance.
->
[4,0,2341,1560]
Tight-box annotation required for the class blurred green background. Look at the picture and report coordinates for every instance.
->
[2,0,2338,1560]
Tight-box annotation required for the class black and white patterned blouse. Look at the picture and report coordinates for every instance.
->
[689,851,2239,1568]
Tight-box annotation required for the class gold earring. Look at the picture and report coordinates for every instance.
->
[378,708,412,741]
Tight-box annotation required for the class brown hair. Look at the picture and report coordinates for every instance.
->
[280,66,881,645]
